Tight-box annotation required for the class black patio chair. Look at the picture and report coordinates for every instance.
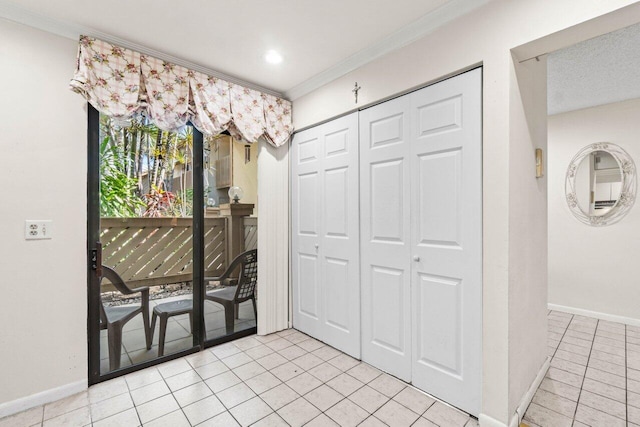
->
[205,249,258,334]
[100,266,152,371]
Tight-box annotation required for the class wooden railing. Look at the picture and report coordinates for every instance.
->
[244,217,258,251]
[100,217,226,289]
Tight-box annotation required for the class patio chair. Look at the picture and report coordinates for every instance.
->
[205,249,258,334]
[100,266,152,371]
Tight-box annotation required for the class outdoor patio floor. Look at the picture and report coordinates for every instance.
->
[101,296,256,374]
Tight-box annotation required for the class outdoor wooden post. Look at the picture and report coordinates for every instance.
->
[218,203,255,266]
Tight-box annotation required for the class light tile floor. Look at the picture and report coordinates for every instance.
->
[2,329,478,427]
[523,310,640,427]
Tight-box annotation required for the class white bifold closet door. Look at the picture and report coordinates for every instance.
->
[291,112,360,358]
[359,93,413,381]
[360,68,482,415]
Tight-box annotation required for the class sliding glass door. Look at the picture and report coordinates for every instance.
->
[88,105,257,383]
[88,106,203,382]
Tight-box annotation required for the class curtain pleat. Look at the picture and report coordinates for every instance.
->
[189,71,232,135]
[70,37,142,119]
[70,36,293,146]
[228,84,266,144]
[263,94,293,147]
[140,56,191,131]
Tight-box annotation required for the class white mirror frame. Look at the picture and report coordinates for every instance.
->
[565,142,636,226]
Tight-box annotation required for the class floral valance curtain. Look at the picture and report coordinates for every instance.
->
[70,36,292,147]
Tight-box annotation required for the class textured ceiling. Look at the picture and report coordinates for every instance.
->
[548,22,640,115]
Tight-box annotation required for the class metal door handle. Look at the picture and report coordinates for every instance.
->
[315,243,319,249]
[91,242,103,277]
[413,255,420,262]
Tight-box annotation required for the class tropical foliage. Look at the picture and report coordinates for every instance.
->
[99,114,194,217]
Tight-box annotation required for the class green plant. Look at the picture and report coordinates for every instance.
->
[99,135,145,217]
[98,115,194,218]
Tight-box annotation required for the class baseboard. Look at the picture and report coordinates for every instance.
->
[478,413,508,427]
[508,356,550,427]
[478,356,550,427]
[0,379,87,418]
[548,303,640,327]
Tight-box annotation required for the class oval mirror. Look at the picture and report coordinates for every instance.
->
[566,143,636,226]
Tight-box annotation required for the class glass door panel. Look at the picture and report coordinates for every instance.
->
[95,112,199,375]
[203,135,257,344]
[88,106,257,381]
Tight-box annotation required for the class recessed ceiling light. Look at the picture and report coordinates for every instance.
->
[265,50,283,64]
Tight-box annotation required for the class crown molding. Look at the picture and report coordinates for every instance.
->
[285,0,492,100]
[0,1,284,98]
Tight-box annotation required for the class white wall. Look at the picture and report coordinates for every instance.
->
[548,98,640,322]
[0,18,87,410]
[508,54,549,419]
[292,1,640,425]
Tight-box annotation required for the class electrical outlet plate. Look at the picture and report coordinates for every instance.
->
[25,220,53,240]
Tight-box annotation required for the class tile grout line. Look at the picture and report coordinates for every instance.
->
[221,337,299,426]
[578,323,629,424]
[161,367,191,426]
[179,337,287,425]
[570,317,597,427]
[212,334,320,425]
[14,330,474,427]
[557,313,575,360]
[550,311,574,360]
[524,312,576,424]
[250,335,454,427]
[278,330,472,426]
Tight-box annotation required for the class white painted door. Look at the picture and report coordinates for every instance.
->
[359,95,413,382]
[291,113,360,358]
[410,69,482,416]
[291,125,323,339]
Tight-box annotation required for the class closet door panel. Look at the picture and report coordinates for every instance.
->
[415,274,461,371]
[320,113,360,357]
[370,159,405,241]
[297,254,320,319]
[417,150,462,247]
[410,69,482,416]
[360,96,412,381]
[370,266,407,353]
[292,129,324,338]
[292,113,360,358]
[324,167,348,237]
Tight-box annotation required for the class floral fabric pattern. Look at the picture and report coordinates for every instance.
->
[70,36,293,145]
[263,94,293,147]
[189,71,232,135]
[70,36,142,119]
[229,85,267,143]
[140,56,190,131]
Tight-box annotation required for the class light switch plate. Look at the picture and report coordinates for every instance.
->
[25,220,53,240]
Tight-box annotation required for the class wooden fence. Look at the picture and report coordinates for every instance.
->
[100,216,258,290]
[243,217,258,251]
[100,217,226,289]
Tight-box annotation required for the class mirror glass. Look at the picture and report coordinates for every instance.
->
[574,151,622,216]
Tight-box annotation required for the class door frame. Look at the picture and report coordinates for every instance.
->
[86,104,255,385]
[289,67,483,414]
